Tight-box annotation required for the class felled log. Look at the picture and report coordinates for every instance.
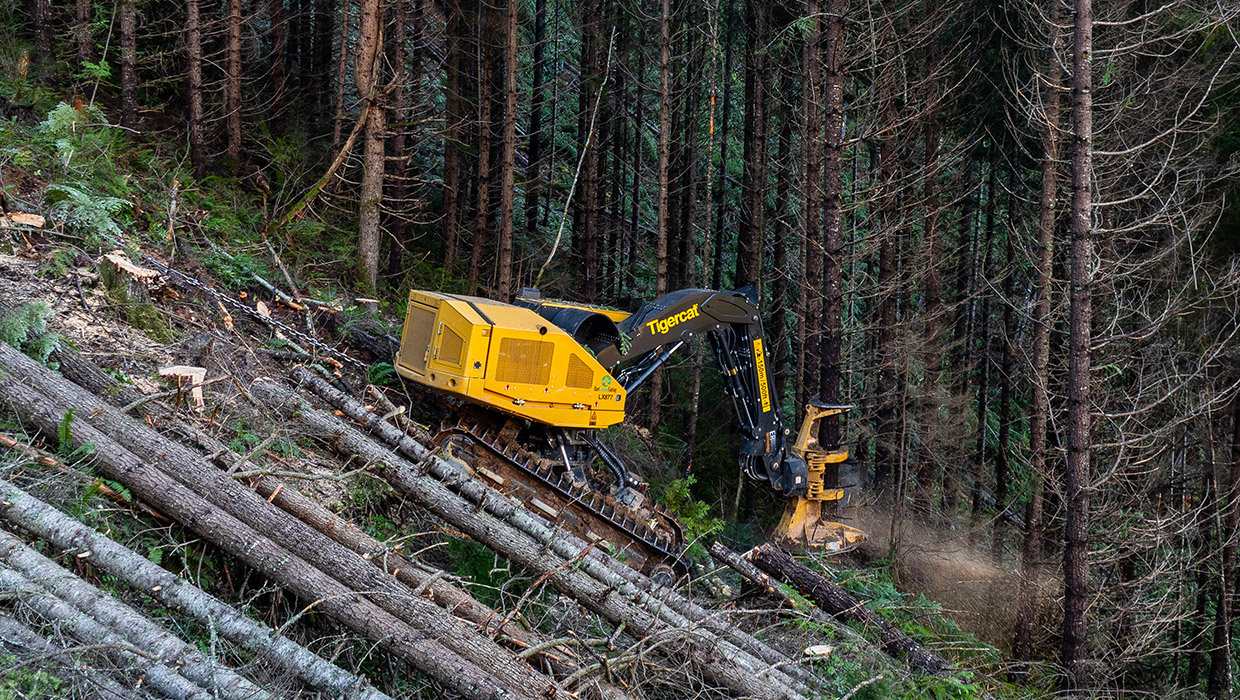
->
[260,377,809,700]
[53,345,564,676]
[749,543,950,675]
[0,343,559,699]
[298,368,824,691]
[0,567,214,700]
[0,529,272,700]
[0,612,149,700]
[0,479,395,700]
[0,350,525,700]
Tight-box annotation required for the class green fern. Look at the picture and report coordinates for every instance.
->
[0,301,62,366]
[0,301,50,347]
[45,182,128,243]
[24,332,60,365]
[38,102,106,141]
[57,408,76,452]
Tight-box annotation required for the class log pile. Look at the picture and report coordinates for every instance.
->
[0,479,394,700]
[255,374,812,699]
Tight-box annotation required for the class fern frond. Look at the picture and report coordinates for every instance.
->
[0,301,52,348]
[25,332,61,364]
[46,182,128,243]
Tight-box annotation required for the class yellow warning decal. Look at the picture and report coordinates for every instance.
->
[753,338,771,412]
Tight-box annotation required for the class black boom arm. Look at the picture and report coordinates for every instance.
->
[593,289,811,496]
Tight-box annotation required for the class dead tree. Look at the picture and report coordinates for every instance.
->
[1062,0,1094,687]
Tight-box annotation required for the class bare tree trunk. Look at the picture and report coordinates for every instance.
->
[226,0,243,165]
[818,0,847,445]
[186,0,206,178]
[915,41,942,514]
[268,0,286,136]
[993,174,1017,553]
[74,0,92,70]
[358,131,395,284]
[497,0,517,301]
[30,0,53,77]
[443,1,463,272]
[525,0,547,237]
[1062,0,1094,686]
[119,0,137,129]
[575,10,600,302]
[711,0,736,290]
[469,2,493,294]
[735,0,767,290]
[354,0,383,291]
[332,0,352,151]
[1012,2,1062,667]
[1208,398,1240,698]
[798,0,822,416]
[677,28,701,290]
[649,0,671,432]
[384,0,408,281]
[628,61,642,293]
[770,92,792,407]
[872,50,899,491]
[314,0,334,128]
[969,161,998,524]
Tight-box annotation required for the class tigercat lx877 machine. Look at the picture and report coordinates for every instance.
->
[395,286,866,578]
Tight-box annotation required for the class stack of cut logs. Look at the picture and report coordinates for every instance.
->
[0,335,949,698]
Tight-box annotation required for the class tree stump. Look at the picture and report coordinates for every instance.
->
[99,250,170,341]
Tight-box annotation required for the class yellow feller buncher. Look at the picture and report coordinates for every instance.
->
[394,287,865,578]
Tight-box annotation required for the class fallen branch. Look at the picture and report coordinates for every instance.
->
[265,102,372,242]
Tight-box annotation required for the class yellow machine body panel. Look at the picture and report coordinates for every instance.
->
[395,291,627,429]
[531,299,634,324]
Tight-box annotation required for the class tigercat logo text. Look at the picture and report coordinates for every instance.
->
[646,304,700,335]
